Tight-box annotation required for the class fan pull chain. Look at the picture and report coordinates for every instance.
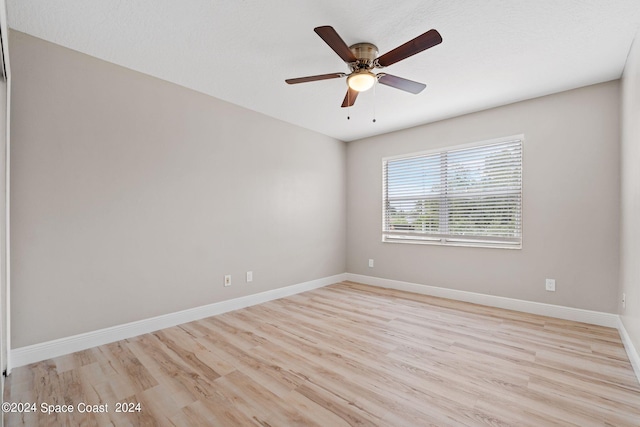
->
[347,90,351,120]
[372,79,377,123]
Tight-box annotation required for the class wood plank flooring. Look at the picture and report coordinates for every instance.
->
[4,282,640,426]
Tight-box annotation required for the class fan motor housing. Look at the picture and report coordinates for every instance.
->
[349,43,378,68]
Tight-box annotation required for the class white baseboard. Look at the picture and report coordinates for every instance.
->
[10,272,640,387]
[617,317,640,384]
[9,273,346,369]
[345,273,619,327]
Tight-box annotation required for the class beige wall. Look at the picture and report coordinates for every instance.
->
[620,34,640,355]
[9,31,346,348]
[347,81,620,313]
[7,28,629,351]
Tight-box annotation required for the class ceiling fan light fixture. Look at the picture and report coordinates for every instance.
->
[286,26,442,107]
[347,70,376,92]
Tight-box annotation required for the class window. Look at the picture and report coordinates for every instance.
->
[382,136,523,248]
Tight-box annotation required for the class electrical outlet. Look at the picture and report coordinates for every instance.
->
[622,293,626,309]
[545,278,556,292]
[246,271,253,283]
[368,259,374,268]
[224,275,231,287]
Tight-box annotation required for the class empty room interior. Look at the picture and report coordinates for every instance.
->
[1,1,640,426]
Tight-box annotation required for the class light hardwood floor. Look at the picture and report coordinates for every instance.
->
[4,282,640,426]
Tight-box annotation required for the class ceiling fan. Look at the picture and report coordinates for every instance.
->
[285,26,442,108]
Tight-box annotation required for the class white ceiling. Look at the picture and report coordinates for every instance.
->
[6,1,640,141]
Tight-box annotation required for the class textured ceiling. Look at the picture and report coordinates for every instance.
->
[6,1,640,141]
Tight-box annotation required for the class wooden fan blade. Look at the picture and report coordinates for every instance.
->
[285,73,345,84]
[314,26,358,63]
[377,29,442,67]
[378,74,426,94]
[341,87,359,107]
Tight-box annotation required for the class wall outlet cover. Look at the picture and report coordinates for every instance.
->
[545,278,556,292]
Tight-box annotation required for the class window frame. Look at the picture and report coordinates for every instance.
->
[382,135,523,249]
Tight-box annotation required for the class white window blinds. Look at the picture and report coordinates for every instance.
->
[383,137,523,248]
